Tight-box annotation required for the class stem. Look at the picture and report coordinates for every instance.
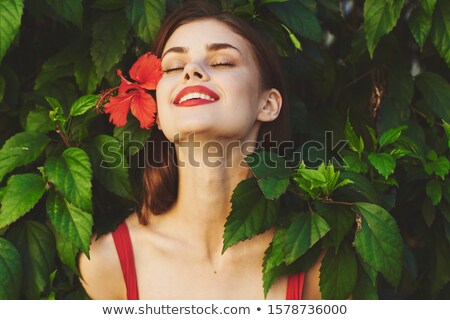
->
[321,199,355,206]
[55,123,71,147]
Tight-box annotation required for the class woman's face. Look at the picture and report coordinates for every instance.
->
[156,19,267,143]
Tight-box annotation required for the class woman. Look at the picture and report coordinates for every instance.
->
[79,0,323,300]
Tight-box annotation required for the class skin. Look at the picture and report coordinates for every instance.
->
[79,19,324,300]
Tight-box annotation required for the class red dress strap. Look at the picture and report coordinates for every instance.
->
[111,222,139,300]
[286,272,305,300]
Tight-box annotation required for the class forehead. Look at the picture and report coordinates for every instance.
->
[163,19,253,55]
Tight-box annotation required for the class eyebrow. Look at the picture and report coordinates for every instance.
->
[161,42,241,59]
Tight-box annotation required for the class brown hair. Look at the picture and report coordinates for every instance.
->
[137,0,290,224]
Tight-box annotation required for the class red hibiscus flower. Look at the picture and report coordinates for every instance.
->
[96,52,163,129]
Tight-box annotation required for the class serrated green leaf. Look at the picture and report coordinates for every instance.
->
[34,65,74,91]
[339,172,381,204]
[262,228,287,297]
[368,152,396,179]
[379,125,408,148]
[45,0,83,28]
[126,0,165,43]
[424,156,450,180]
[0,132,50,183]
[431,0,450,67]
[74,56,100,94]
[297,168,326,187]
[0,0,24,63]
[415,72,450,122]
[46,191,92,255]
[70,95,98,117]
[345,111,361,154]
[85,135,133,200]
[246,151,291,200]
[45,148,93,212]
[0,237,22,299]
[222,178,279,253]
[315,203,354,251]
[45,96,64,114]
[91,11,131,79]
[25,106,54,134]
[352,263,378,299]
[389,146,412,159]
[366,125,378,150]
[408,7,432,49]
[113,116,151,156]
[267,1,322,42]
[7,221,55,299]
[54,230,79,275]
[343,152,369,174]
[0,174,46,228]
[426,179,442,206]
[419,0,436,16]
[363,0,405,58]
[320,243,357,299]
[353,202,403,287]
[284,211,330,264]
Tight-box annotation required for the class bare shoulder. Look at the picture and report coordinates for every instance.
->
[302,249,327,300]
[78,230,126,299]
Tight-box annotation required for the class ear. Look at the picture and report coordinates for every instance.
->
[256,88,282,122]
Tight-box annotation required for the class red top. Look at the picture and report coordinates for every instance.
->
[112,222,304,300]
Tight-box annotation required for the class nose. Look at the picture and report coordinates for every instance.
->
[183,63,209,82]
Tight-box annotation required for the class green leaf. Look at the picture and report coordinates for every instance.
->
[45,0,83,28]
[262,228,287,297]
[431,0,450,67]
[54,230,79,275]
[430,224,450,296]
[34,65,74,91]
[85,135,133,200]
[126,0,166,43]
[0,132,50,183]
[343,152,369,174]
[222,178,279,253]
[69,95,98,117]
[74,56,100,94]
[0,73,5,102]
[426,179,442,206]
[345,112,361,154]
[267,1,322,42]
[297,167,326,187]
[320,243,357,299]
[419,0,436,16]
[339,172,381,204]
[415,72,450,122]
[0,0,24,63]
[284,211,330,264]
[366,125,378,150]
[363,0,405,58]
[25,106,54,134]
[408,7,432,49]
[113,116,151,156]
[444,119,450,148]
[0,237,22,299]
[352,263,378,299]
[379,125,408,148]
[246,151,291,200]
[7,221,56,299]
[353,202,403,287]
[91,11,131,79]
[368,152,396,179]
[45,148,93,212]
[389,146,412,160]
[424,156,450,180]
[46,191,93,255]
[0,174,46,228]
[315,203,354,251]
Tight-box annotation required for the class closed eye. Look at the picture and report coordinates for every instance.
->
[211,62,234,68]
[162,67,184,74]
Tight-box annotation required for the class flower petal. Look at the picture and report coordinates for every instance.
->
[103,93,133,127]
[129,52,163,90]
[129,90,157,129]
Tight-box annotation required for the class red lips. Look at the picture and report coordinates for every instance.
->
[174,85,220,107]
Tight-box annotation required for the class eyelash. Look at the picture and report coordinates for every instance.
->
[162,62,234,73]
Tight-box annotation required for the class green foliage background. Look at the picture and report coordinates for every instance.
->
[0,0,449,299]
